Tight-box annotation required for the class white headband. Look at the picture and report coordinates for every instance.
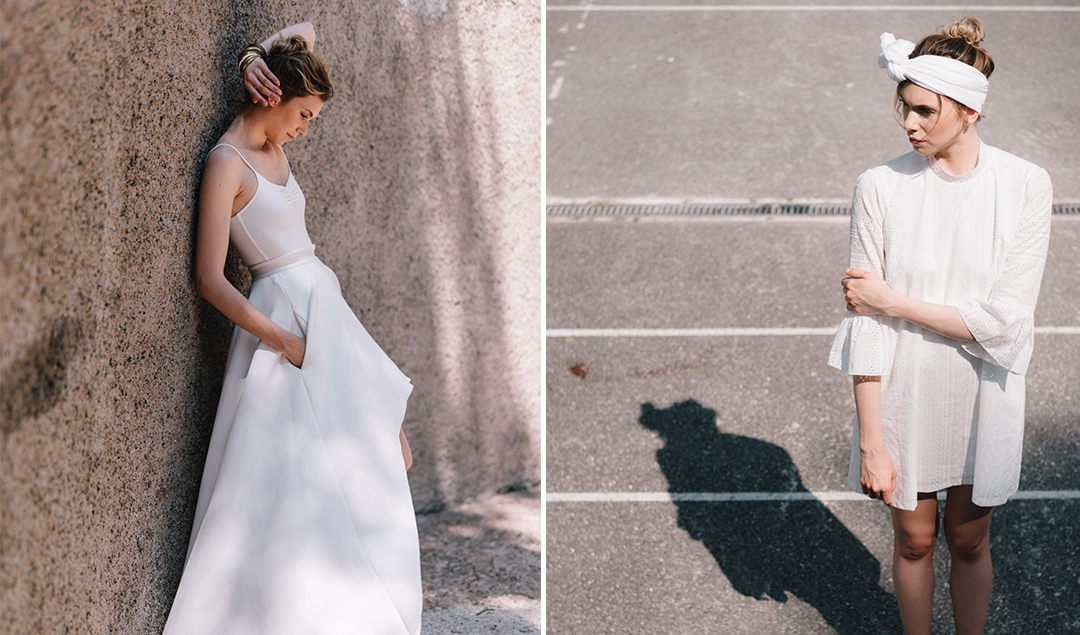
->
[878,32,989,113]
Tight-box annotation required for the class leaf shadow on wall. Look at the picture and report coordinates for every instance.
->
[639,399,902,635]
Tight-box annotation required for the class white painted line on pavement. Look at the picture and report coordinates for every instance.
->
[548,5,1080,12]
[546,197,852,205]
[549,76,565,100]
[547,490,1080,502]
[547,327,1080,337]
[548,327,835,337]
[548,491,864,502]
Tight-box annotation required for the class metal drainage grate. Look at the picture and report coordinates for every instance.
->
[548,202,1080,217]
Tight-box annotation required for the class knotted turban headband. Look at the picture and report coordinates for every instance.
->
[878,32,989,113]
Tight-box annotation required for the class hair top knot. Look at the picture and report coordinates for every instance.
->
[940,17,985,47]
[263,35,334,103]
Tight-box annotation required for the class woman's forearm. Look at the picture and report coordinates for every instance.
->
[890,294,975,342]
[260,22,316,50]
[853,375,886,453]
[844,268,975,342]
[196,273,293,352]
[853,374,896,505]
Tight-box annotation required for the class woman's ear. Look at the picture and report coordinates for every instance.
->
[962,106,980,126]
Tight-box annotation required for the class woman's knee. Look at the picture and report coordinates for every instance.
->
[892,496,939,561]
[942,487,993,562]
[895,528,937,561]
[944,524,990,562]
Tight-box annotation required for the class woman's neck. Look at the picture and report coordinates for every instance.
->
[933,125,981,176]
[231,110,273,151]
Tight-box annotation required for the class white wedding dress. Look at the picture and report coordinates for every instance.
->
[163,143,422,635]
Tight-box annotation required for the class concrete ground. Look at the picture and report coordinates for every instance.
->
[546,217,1080,634]
[418,490,540,634]
[546,4,1080,202]
[545,3,1080,634]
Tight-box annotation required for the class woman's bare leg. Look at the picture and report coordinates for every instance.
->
[891,493,940,635]
[943,485,994,635]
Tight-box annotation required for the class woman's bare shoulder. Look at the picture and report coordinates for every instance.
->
[202,139,250,190]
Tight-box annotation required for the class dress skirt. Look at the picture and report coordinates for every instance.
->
[164,247,421,635]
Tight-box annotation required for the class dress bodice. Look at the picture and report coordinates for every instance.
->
[211,143,314,267]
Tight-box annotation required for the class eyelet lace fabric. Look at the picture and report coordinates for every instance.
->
[828,143,1052,511]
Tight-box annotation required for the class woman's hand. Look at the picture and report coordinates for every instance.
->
[860,446,897,506]
[244,58,281,107]
[280,331,306,368]
[843,268,898,316]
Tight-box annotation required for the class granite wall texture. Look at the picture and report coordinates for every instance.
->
[0,0,540,631]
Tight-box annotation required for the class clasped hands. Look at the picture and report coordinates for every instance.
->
[842,268,898,317]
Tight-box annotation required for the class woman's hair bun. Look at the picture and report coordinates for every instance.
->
[269,34,311,58]
[909,16,993,79]
[258,35,334,104]
[941,17,985,47]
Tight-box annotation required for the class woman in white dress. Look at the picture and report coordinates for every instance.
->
[163,23,422,635]
[828,18,1052,635]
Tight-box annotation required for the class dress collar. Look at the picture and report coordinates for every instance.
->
[927,141,987,183]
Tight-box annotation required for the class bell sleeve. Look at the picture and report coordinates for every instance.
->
[958,168,1053,376]
[828,171,894,376]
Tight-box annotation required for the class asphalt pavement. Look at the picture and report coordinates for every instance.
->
[546,3,1080,202]
[545,3,1080,634]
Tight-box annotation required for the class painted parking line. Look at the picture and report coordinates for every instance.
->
[547,327,1080,337]
[547,5,1080,12]
[547,490,1080,502]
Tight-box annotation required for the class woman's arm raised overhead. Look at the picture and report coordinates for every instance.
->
[194,147,306,367]
[259,22,316,50]
[243,22,318,106]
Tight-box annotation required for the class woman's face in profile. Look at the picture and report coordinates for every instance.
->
[268,94,325,145]
[898,83,971,158]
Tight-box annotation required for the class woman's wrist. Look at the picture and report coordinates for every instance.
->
[266,324,291,353]
[860,442,888,457]
[237,44,266,74]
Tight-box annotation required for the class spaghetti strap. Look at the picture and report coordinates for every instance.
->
[210,143,258,175]
[210,142,292,188]
[273,141,288,163]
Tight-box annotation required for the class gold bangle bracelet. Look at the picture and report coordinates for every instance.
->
[238,51,262,74]
[237,44,267,75]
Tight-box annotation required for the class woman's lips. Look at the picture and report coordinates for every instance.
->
[909,137,925,144]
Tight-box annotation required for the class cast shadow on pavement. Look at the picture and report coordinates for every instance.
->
[639,399,902,635]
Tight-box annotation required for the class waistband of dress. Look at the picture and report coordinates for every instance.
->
[249,245,319,280]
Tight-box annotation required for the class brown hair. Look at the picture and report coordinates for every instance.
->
[893,17,994,124]
[246,35,334,106]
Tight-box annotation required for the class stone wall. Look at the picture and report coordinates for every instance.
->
[0,0,540,632]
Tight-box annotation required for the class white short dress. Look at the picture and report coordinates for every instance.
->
[828,142,1052,511]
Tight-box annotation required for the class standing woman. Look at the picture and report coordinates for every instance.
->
[164,23,422,635]
[828,17,1052,635]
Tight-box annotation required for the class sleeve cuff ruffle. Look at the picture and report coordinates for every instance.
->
[828,313,893,375]
[958,298,1034,376]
